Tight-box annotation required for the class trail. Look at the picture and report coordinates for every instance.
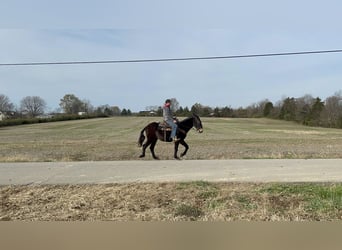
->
[1,159,342,185]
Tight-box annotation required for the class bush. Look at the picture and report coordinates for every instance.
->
[0,114,108,128]
[174,204,203,219]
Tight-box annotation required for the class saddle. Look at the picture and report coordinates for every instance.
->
[157,119,183,142]
[158,121,172,131]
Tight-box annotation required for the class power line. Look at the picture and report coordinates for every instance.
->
[1,49,342,67]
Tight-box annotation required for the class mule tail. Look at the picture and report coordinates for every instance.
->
[137,127,146,147]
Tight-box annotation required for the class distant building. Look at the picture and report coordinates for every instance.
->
[138,111,157,116]
[36,114,54,119]
[0,111,6,121]
[0,111,17,120]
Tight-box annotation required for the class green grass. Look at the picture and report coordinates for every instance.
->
[260,184,342,215]
[174,204,204,219]
[1,117,342,162]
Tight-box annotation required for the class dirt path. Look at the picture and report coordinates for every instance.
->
[1,159,342,185]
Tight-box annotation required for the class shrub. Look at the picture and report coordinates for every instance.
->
[0,114,108,127]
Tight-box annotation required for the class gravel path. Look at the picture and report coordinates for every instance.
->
[1,159,342,185]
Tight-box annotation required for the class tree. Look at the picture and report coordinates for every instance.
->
[59,94,84,114]
[294,94,314,123]
[233,107,248,118]
[175,106,191,117]
[170,98,180,112]
[121,108,132,116]
[112,106,121,116]
[0,94,14,111]
[191,103,212,116]
[263,102,274,117]
[95,105,121,116]
[246,100,270,118]
[191,103,201,115]
[322,92,342,128]
[307,97,324,126]
[213,107,221,117]
[221,106,233,117]
[182,106,191,116]
[279,97,296,121]
[20,96,47,117]
[82,99,94,114]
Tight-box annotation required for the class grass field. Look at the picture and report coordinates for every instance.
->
[1,116,342,162]
[2,117,342,221]
[2,182,342,221]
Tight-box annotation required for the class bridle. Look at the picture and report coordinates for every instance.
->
[193,116,203,133]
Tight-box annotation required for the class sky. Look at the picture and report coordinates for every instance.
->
[1,0,342,112]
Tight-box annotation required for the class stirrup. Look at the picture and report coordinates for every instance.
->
[172,137,180,142]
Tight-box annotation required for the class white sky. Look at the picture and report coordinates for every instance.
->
[1,0,342,112]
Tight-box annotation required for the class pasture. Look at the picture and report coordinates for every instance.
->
[2,117,342,221]
[1,116,342,161]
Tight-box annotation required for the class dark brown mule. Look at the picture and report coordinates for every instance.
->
[138,114,203,159]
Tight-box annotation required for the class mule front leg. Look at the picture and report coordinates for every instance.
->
[174,141,180,159]
[179,140,189,157]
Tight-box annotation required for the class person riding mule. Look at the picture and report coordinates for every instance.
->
[138,113,203,160]
[162,99,179,142]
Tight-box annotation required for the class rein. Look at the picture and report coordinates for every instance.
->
[178,117,200,133]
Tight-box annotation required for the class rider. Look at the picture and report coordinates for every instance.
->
[163,99,179,142]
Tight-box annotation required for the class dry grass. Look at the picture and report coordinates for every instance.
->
[1,117,342,161]
[1,182,342,221]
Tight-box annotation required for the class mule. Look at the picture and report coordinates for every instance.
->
[138,114,203,159]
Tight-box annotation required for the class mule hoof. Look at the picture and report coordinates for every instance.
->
[139,154,145,158]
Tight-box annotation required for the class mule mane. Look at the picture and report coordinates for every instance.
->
[180,117,193,123]
[178,116,194,131]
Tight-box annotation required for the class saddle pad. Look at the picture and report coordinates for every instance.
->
[158,122,172,131]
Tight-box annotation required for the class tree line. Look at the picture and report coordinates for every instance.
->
[2,91,342,129]
[0,93,132,119]
[142,92,342,129]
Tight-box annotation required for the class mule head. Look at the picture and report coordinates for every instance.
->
[192,113,203,133]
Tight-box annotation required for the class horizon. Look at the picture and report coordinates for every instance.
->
[2,90,342,114]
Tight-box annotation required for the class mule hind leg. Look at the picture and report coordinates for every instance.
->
[139,137,152,158]
[138,122,159,159]
[149,139,159,160]
[139,140,149,158]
